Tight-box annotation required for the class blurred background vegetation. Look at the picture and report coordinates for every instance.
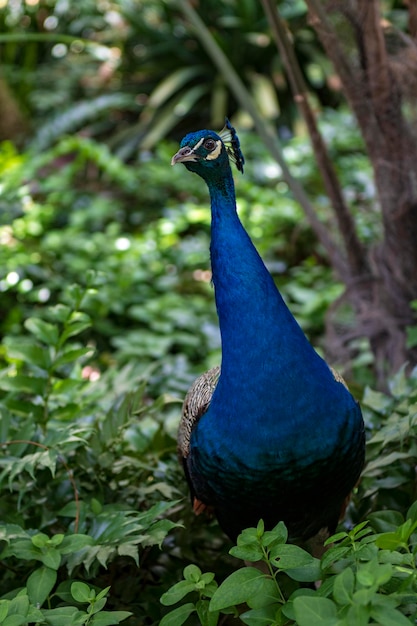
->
[1,1,417,624]
[0,0,379,389]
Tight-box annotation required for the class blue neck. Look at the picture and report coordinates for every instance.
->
[193,166,355,467]
[207,171,312,388]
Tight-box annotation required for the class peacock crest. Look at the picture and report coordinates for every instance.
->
[219,118,245,174]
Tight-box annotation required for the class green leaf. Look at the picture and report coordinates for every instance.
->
[246,578,281,610]
[96,545,116,568]
[32,533,49,548]
[2,616,28,626]
[160,581,197,606]
[229,543,264,562]
[375,532,404,550]
[270,543,310,567]
[209,567,266,612]
[388,365,410,398]
[159,603,195,626]
[352,588,375,606]
[116,541,139,564]
[370,605,413,626]
[41,607,87,626]
[95,587,111,602]
[0,374,47,395]
[39,546,61,570]
[293,596,337,626]
[240,605,282,625]
[146,66,203,109]
[325,531,348,545]
[26,606,45,623]
[362,387,392,414]
[200,572,215,586]
[71,581,92,603]
[271,544,321,582]
[88,598,107,615]
[60,319,91,343]
[364,451,411,474]
[230,526,265,561]
[90,611,133,625]
[26,566,57,606]
[333,567,354,605]
[183,564,202,582]
[59,534,95,555]
[262,521,288,547]
[47,304,72,323]
[53,347,94,369]
[373,563,393,587]
[2,538,38,562]
[24,317,59,346]
[49,534,64,547]
[141,518,179,548]
[378,549,412,567]
[6,593,29,618]
[52,378,87,395]
[356,561,392,588]
[3,337,51,370]
[368,510,404,533]
[348,520,372,538]
[2,417,36,456]
[196,599,219,626]
[282,589,316,622]
[356,569,375,588]
[256,519,265,537]
[0,602,8,622]
[346,602,371,626]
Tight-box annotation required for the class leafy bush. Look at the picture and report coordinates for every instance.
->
[160,514,417,625]
[0,278,181,623]
[2,272,417,623]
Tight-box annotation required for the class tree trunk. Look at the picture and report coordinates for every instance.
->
[289,0,417,383]
[0,74,28,142]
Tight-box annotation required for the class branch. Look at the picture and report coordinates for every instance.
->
[3,440,80,533]
[305,0,381,162]
[359,2,396,131]
[175,0,347,279]
[260,0,368,279]
[409,0,417,39]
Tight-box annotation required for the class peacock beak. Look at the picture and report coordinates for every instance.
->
[171,146,199,165]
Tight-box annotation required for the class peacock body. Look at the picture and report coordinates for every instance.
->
[172,121,365,546]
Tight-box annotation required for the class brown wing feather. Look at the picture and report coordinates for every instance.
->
[177,365,220,459]
[330,366,348,390]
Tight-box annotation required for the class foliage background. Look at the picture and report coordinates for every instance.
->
[0,1,417,624]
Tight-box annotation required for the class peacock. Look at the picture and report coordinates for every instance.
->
[171,119,365,552]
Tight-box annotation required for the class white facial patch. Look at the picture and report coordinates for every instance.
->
[192,138,204,152]
[206,140,222,161]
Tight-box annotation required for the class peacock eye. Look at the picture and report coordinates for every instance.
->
[204,139,216,151]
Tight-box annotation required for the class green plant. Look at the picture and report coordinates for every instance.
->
[0,277,180,621]
[358,366,417,518]
[160,512,417,625]
[0,0,330,152]
[0,572,131,626]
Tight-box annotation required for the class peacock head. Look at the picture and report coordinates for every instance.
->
[171,118,244,180]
